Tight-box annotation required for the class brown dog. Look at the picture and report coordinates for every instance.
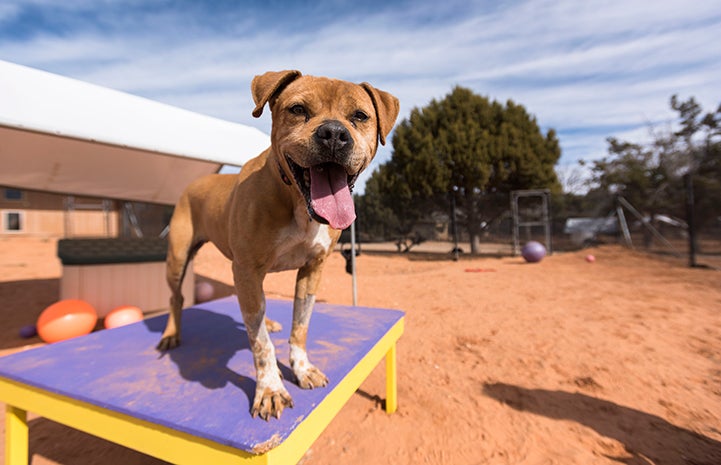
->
[157,70,399,420]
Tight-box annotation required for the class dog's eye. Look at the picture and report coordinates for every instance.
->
[352,110,369,123]
[289,104,307,117]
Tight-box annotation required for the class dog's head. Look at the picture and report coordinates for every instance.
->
[251,70,399,230]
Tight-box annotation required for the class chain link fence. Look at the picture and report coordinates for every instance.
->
[351,189,721,269]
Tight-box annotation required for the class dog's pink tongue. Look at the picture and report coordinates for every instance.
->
[310,164,355,230]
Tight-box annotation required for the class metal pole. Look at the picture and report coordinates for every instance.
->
[350,221,357,306]
[685,174,698,267]
[511,192,519,255]
[451,193,459,261]
[543,192,552,254]
[617,196,682,258]
[616,204,633,248]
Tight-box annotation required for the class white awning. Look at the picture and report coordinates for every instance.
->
[0,60,269,205]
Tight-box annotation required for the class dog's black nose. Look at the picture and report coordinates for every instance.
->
[314,120,353,155]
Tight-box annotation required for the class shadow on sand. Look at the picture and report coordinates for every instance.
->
[27,416,169,465]
[483,382,721,465]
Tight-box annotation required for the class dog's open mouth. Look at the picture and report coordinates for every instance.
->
[285,155,358,230]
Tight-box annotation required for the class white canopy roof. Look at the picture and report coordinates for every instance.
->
[0,60,270,205]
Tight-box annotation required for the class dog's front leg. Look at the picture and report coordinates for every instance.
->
[290,263,330,389]
[233,263,293,420]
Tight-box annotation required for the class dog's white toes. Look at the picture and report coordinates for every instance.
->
[251,387,294,421]
[297,366,329,389]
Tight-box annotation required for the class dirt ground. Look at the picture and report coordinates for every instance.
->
[1,236,720,465]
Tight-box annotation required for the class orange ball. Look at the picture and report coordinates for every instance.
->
[37,299,98,343]
[104,305,143,329]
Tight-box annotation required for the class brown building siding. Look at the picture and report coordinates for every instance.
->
[1,186,119,237]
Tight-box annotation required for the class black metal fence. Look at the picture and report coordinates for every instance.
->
[352,189,721,269]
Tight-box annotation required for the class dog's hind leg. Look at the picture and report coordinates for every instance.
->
[157,201,203,351]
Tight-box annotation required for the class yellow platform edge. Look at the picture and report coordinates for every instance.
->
[1,316,404,465]
[267,317,404,464]
[5,405,28,465]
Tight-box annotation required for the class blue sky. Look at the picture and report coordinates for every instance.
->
[2,0,720,193]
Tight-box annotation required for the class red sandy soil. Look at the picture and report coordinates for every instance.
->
[1,237,720,465]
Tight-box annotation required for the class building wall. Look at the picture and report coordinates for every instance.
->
[0,186,119,238]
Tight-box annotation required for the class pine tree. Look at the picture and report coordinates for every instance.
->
[364,86,561,252]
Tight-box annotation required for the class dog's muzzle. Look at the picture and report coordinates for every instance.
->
[284,121,359,230]
[313,120,354,159]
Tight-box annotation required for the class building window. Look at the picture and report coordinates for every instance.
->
[4,189,24,201]
[2,211,23,232]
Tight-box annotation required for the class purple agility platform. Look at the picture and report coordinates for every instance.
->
[0,297,404,454]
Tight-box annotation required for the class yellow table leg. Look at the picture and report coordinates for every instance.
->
[5,404,28,465]
[385,344,397,414]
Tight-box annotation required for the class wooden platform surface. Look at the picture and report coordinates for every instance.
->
[0,297,404,454]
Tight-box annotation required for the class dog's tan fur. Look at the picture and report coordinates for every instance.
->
[157,70,399,420]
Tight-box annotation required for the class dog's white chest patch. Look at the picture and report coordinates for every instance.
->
[271,222,332,272]
[309,223,332,251]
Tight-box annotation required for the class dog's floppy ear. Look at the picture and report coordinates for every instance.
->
[251,70,302,117]
[361,83,400,146]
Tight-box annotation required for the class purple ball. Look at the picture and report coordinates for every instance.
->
[19,324,37,339]
[521,241,546,263]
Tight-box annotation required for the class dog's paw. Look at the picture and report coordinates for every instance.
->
[156,335,180,351]
[251,387,294,420]
[290,347,329,389]
[296,365,329,390]
[265,317,283,333]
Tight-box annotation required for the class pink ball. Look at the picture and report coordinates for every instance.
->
[104,305,143,329]
[195,281,215,303]
[585,254,596,263]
